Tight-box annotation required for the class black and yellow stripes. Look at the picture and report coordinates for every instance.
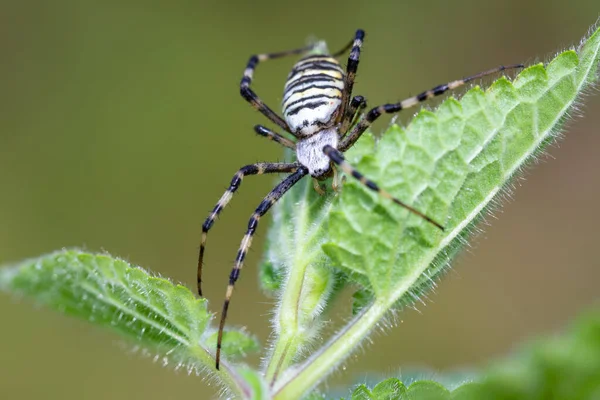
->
[323,145,444,230]
[282,55,345,125]
[215,166,308,370]
[339,63,524,151]
[197,162,300,297]
[240,45,313,135]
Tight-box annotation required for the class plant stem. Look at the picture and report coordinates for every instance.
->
[272,300,389,399]
[264,256,310,385]
[263,177,335,386]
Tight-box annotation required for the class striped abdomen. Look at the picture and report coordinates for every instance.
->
[282,55,345,137]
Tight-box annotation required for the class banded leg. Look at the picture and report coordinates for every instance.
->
[254,125,296,149]
[340,95,367,135]
[241,45,314,135]
[197,162,300,297]
[215,166,308,369]
[323,145,444,230]
[336,29,365,125]
[339,63,524,151]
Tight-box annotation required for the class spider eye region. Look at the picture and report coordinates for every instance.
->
[296,128,338,178]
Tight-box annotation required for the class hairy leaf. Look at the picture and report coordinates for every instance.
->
[264,26,600,312]
[0,250,258,376]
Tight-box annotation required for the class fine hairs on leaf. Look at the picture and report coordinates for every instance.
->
[0,250,259,399]
[1,22,600,400]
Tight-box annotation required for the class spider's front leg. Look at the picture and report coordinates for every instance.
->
[340,95,367,135]
[339,64,524,152]
[336,29,365,125]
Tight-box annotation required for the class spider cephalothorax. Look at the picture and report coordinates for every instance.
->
[197,29,523,369]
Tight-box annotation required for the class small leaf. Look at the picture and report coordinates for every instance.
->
[371,378,406,399]
[0,250,258,374]
[348,379,449,400]
[238,367,269,400]
[351,384,373,400]
[341,307,600,400]
[206,330,260,361]
[352,288,373,315]
[405,381,451,399]
[473,308,600,400]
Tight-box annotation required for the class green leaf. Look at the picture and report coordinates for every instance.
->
[371,378,406,399]
[405,381,451,399]
[268,25,600,312]
[0,250,259,396]
[342,307,600,400]
[469,308,600,400]
[352,288,374,315]
[206,330,260,361]
[351,384,375,400]
[270,25,600,400]
[239,367,270,400]
[347,379,454,400]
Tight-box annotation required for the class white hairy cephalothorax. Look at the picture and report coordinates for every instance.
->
[295,128,339,177]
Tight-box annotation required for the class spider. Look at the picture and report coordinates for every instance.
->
[197,29,523,369]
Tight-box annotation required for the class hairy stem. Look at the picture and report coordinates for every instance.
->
[264,259,310,385]
[263,186,335,385]
[272,300,389,399]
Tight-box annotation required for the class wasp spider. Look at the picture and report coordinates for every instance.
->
[197,29,523,369]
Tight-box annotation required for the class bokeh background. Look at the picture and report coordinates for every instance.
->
[1,1,599,399]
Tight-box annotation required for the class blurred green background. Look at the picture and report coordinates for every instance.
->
[1,1,599,399]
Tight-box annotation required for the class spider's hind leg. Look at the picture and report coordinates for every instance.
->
[215,166,308,369]
[323,145,444,230]
[197,162,300,297]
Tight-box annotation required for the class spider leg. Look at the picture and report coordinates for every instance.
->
[339,63,524,151]
[215,166,308,370]
[254,125,296,149]
[336,29,365,125]
[197,162,300,297]
[323,145,444,230]
[340,95,367,134]
[241,45,314,136]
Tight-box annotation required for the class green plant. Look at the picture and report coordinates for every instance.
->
[1,23,599,400]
